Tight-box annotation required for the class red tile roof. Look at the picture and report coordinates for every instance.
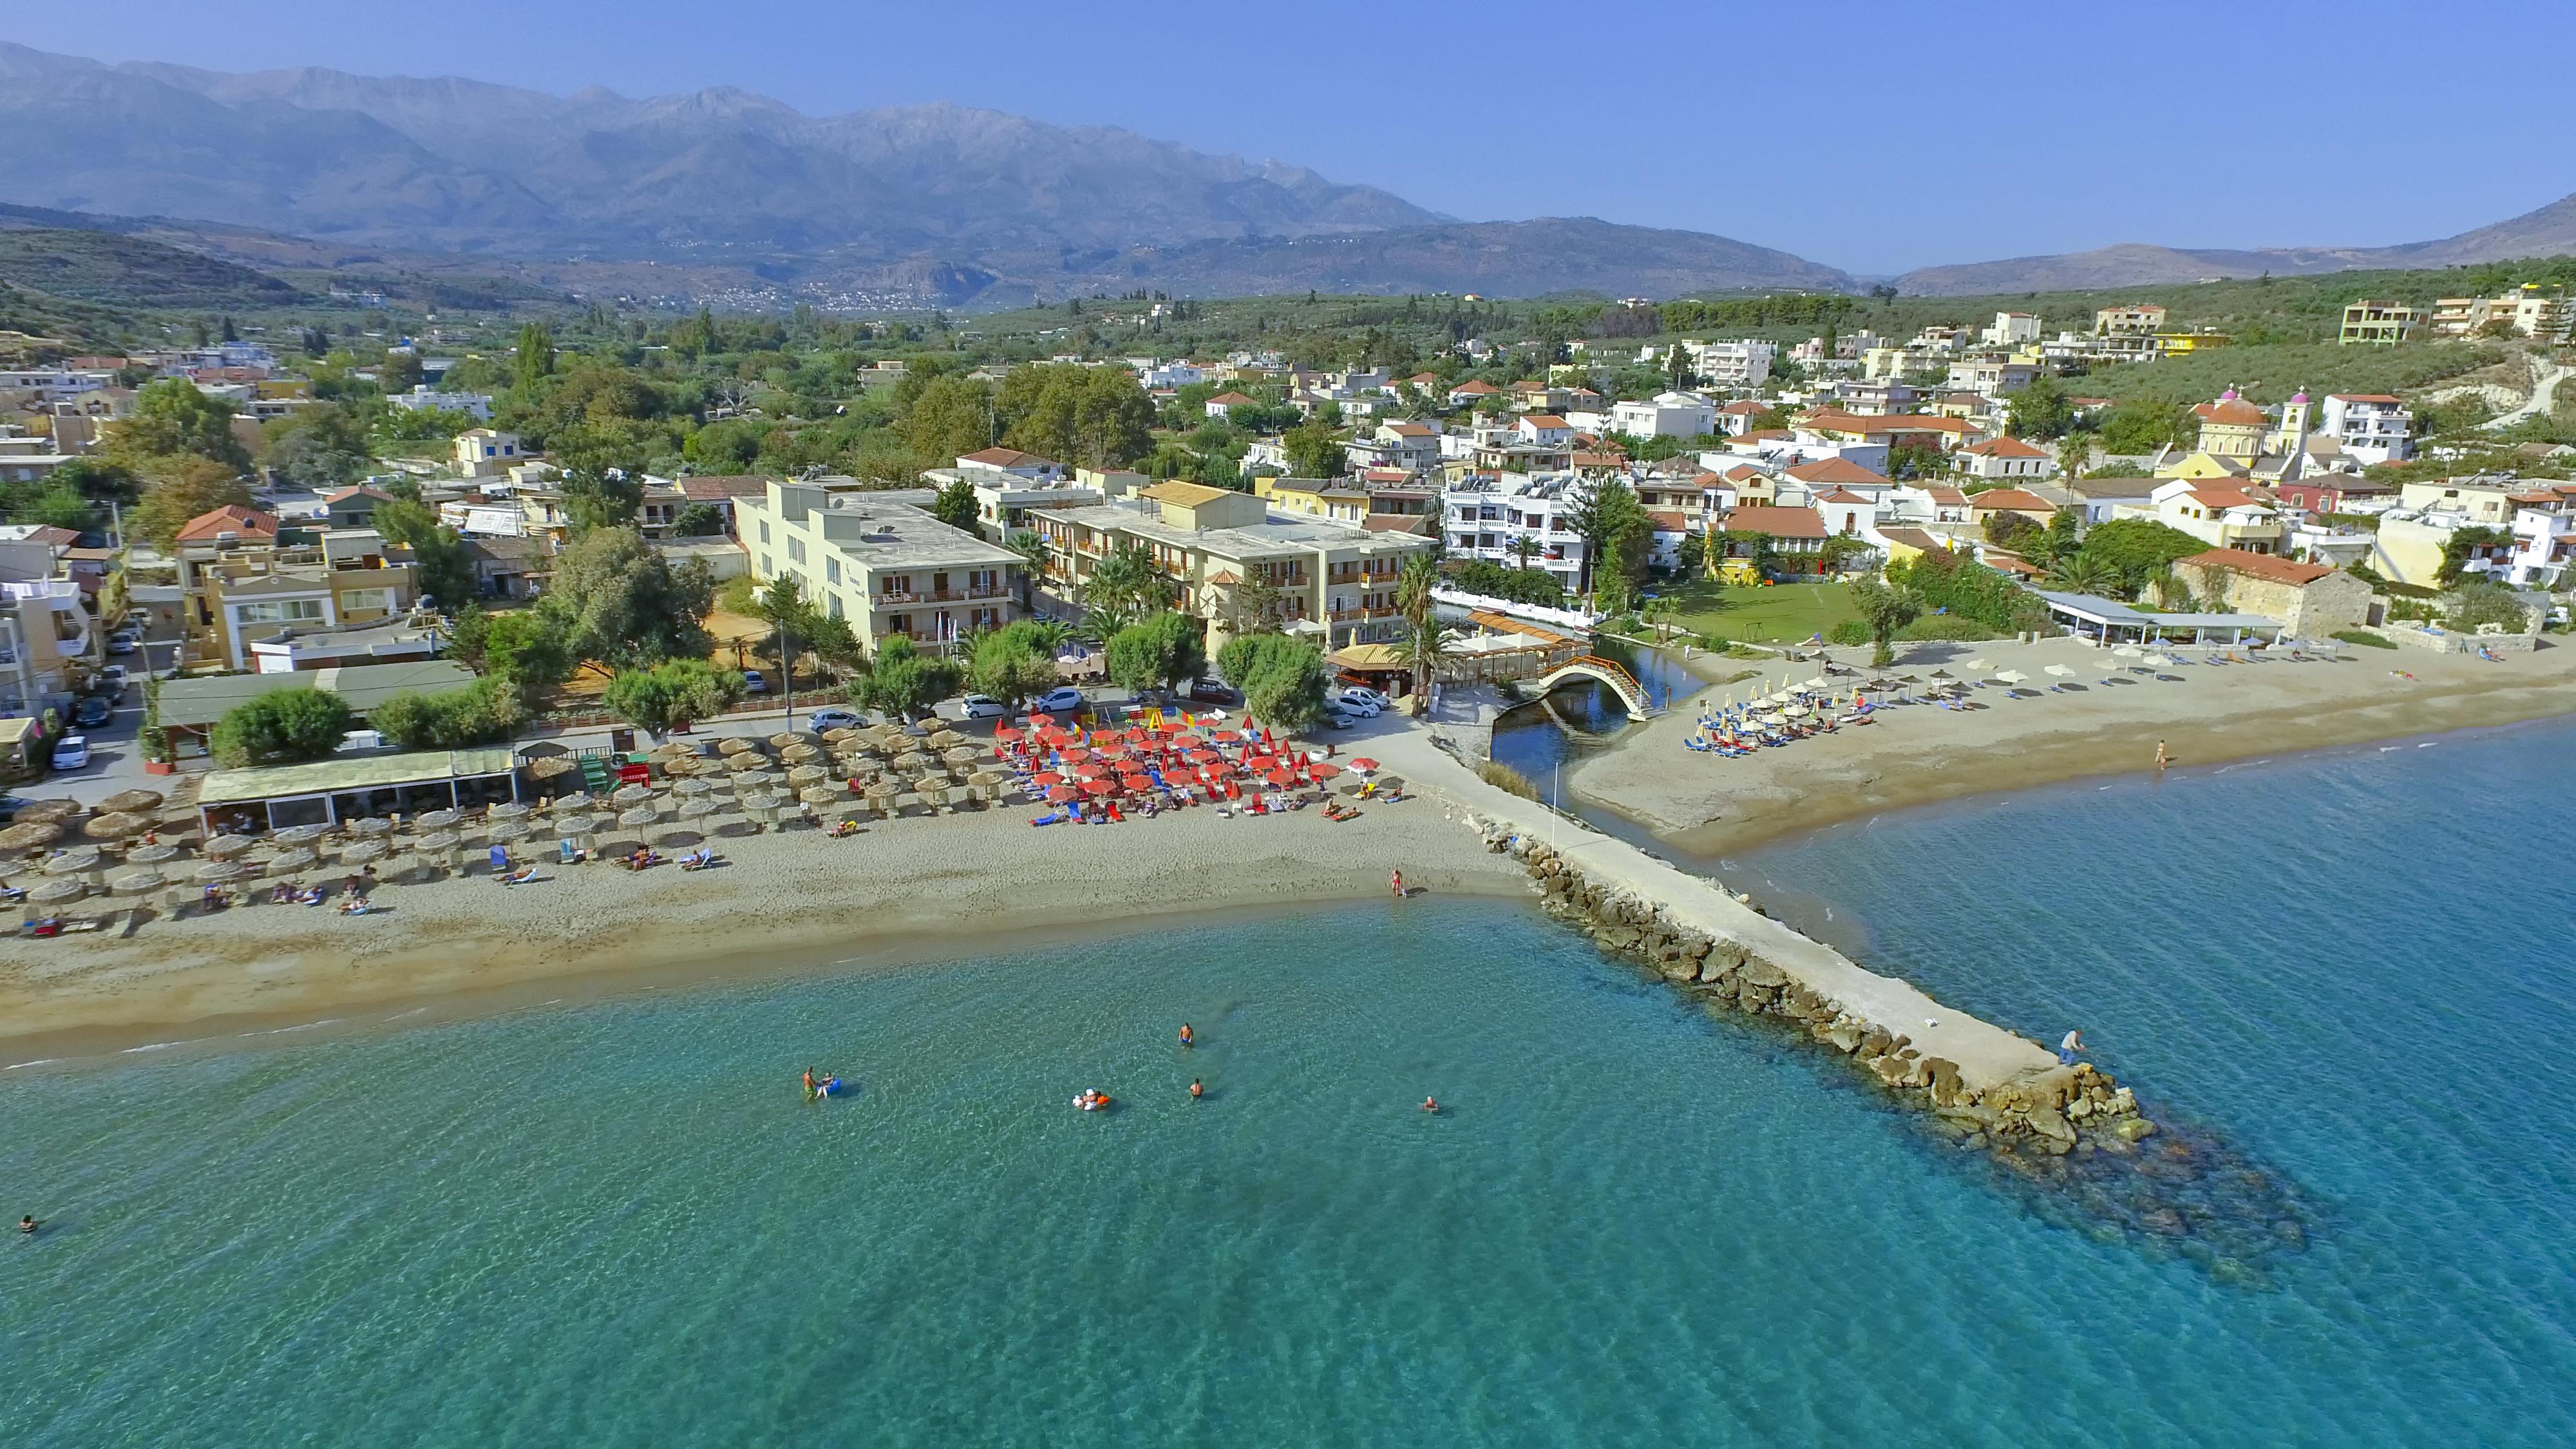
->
[1449,380,1501,395]
[1783,456,1888,485]
[1720,505,1828,539]
[1970,488,2054,513]
[680,475,775,501]
[960,446,1054,468]
[1961,436,2049,458]
[2188,487,2265,510]
[1207,391,1257,406]
[1520,414,1571,429]
[175,506,279,544]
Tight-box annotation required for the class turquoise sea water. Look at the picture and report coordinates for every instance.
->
[5,722,2573,1445]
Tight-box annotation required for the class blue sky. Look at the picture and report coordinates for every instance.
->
[19,0,2576,275]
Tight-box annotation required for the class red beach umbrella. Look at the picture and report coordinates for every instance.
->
[1264,768,1296,786]
[1119,774,1153,793]
[1059,748,1092,764]
[992,726,1023,743]
[1211,730,1242,744]
[1204,761,1236,779]
[1185,748,1218,764]
[1309,762,1341,780]
[1074,761,1110,779]
[1082,778,1115,797]
[1349,757,1380,773]
[1032,771,1066,787]
[1047,785,1079,802]
[1027,713,1056,728]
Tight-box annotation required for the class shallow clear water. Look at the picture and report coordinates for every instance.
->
[4,722,2572,1446]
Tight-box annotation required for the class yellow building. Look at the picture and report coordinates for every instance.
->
[2338,301,2422,346]
[2190,390,2270,461]
[1252,475,1372,523]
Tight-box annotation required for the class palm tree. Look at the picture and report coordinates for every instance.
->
[1006,530,1052,611]
[2056,434,2092,481]
[1640,594,1681,646]
[1395,554,1440,703]
[1509,533,1542,573]
[2049,554,2121,598]
[1399,618,1452,708]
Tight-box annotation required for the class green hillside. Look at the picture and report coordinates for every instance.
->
[0,228,310,309]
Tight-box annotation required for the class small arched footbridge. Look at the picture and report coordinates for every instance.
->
[1533,655,1659,718]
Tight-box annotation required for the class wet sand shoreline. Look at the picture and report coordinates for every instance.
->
[1567,636,2576,857]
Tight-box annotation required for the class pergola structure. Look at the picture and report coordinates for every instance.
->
[196,746,522,835]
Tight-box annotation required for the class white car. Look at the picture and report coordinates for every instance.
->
[1030,686,1086,714]
[50,735,89,772]
[107,630,140,656]
[1331,688,1383,717]
[804,707,864,732]
[957,694,1007,720]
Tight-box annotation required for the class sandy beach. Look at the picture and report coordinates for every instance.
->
[1569,634,2576,855]
[0,791,1526,1058]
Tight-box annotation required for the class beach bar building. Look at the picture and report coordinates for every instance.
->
[2033,590,2291,645]
[195,746,521,835]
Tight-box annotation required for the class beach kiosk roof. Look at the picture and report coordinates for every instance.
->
[196,746,521,835]
[2033,590,2287,645]
[159,661,479,730]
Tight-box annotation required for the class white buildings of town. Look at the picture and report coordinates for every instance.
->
[2318,393,2415,466]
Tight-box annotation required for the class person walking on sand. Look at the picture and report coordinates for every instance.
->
[2058,1028,2085,1066]
[1391,869,1405,899]
[2155,739,2170,772]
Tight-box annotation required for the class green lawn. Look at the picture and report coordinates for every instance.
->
[1663,578,1860,645]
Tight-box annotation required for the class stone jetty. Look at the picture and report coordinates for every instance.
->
[1374,728,2157,1157]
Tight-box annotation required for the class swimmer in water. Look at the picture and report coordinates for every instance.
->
[18,1215,35,1236]
[1179,1023,1194,1048]
[1189,1079,1203,1102]
[1421,1096,1439,1114]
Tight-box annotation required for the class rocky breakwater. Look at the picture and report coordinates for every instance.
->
[1454,804,2309,1278]
[1475,815,2150,1157]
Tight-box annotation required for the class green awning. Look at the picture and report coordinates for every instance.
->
[196,746,520,808]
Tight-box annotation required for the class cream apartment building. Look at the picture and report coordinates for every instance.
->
[735,479,1021,653]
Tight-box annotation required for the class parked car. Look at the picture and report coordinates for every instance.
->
[106,630,140,656]
[742,668,768,694]
[804,707,864,732]
[1331,687,1385,716]
[1031,685,1086,714]
[1338,685,1392,710]
[99,665,128,691]
[1320,708,1357,730]
[72,696,113,728]
[1183,678,1238,705]
[50,735,88,772]
[957,694,1007,720]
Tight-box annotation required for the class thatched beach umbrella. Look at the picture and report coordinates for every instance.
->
[720,735,764,755]
[82,811,154,842]
[781,741,819,762]
[266,848,318,875]
[415,830,460,858]
[678,798,723,824]
[348,816,395,838]
[202,833,260,858]
[109,869,166,897]
[12,800,78,826]
[124,842,183,866]
[193,859,243,884]
[343,840,390,867]
[45,846,103,875]
[617,804,661,830]
[272,822,330,845]
[786,764,827,788]
[30,877,86,906]
[2044,664,2077,679]
[490,800,533,820]
[793,786,837,808]
[412,808,460,831]
[611,782,657,807]
[488,820,533,844]
[99,788,165,815]
[0,820,62,856]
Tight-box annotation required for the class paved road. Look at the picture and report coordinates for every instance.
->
[2479,355,2573,431]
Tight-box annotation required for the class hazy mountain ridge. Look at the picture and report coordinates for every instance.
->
[0,43,1853,301]
[1892,193,2576,295]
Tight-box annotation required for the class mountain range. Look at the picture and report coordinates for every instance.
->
[0,41,2570,306]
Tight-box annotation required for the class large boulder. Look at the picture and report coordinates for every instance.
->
[1739,958,1788,990]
